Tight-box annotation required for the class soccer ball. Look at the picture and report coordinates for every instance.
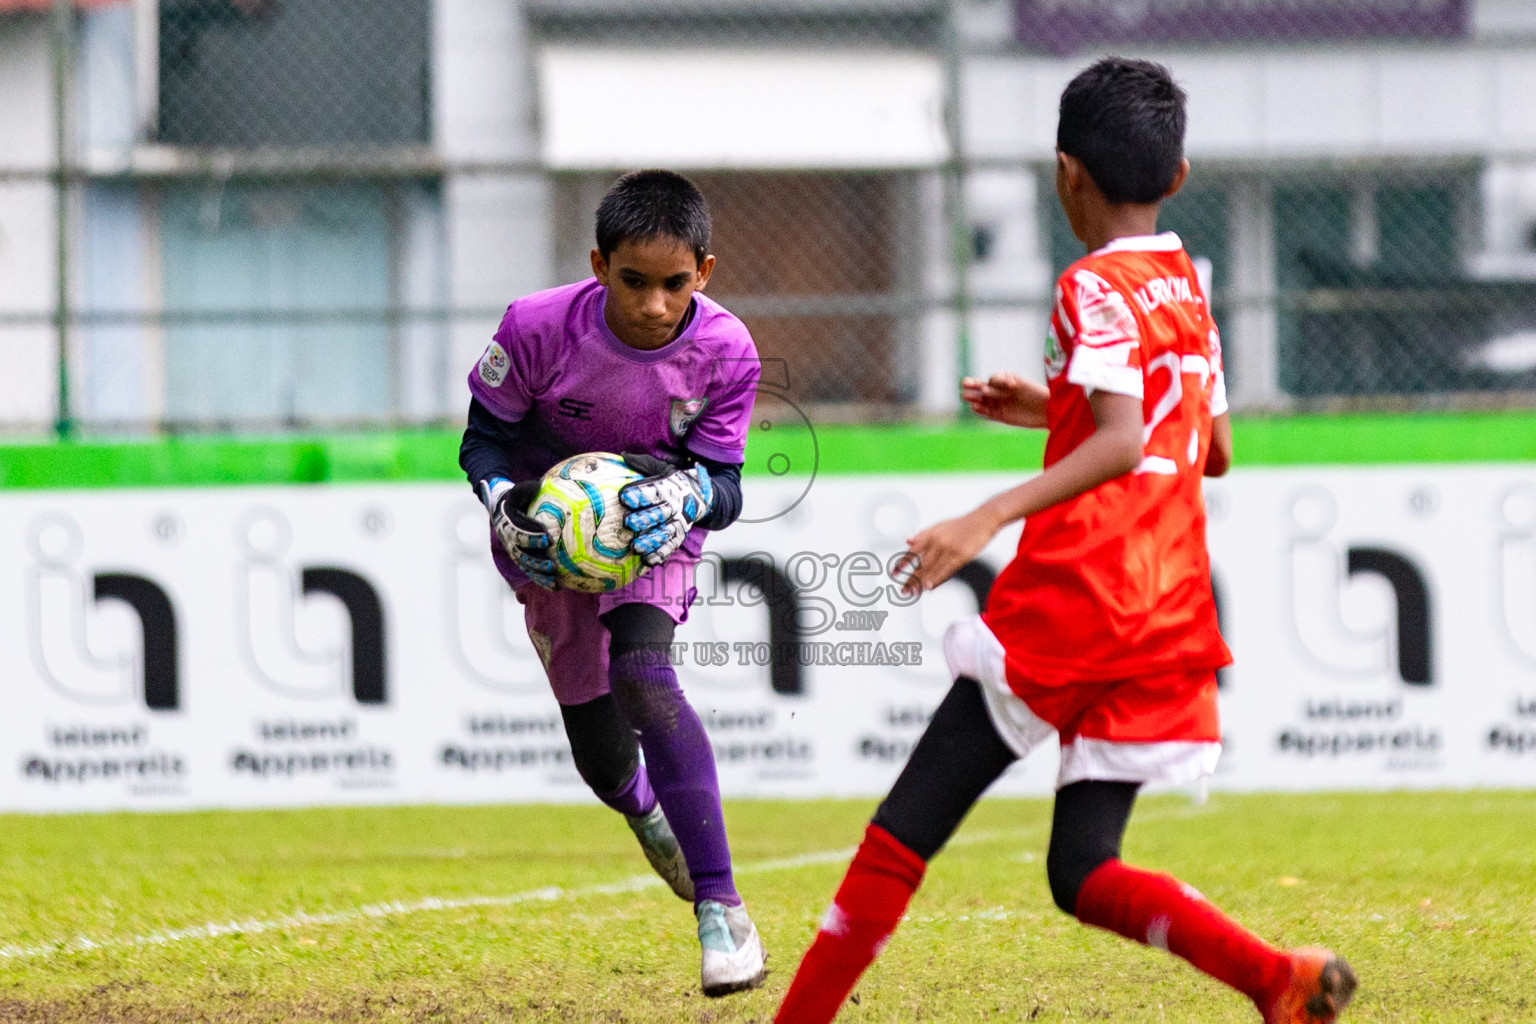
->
[531,452,646,592]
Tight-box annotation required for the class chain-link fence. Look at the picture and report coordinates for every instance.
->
[1,0,1533,436]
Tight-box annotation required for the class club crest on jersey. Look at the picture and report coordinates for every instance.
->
[478,342,509,388]
[669,397,708,438]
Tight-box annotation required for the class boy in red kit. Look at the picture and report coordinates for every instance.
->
[773,58,1357,1024]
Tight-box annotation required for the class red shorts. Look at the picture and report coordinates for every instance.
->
[943,615,1221,788]
[1017,668,1220,746]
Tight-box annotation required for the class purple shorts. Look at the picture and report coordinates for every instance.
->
[508,550,700,706]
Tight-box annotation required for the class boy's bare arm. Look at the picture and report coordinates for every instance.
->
[898,391,1143,594]
[961,373,1050,428]
[1205,412,1232,477]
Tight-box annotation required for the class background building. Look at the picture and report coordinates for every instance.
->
[1,0,1534,434]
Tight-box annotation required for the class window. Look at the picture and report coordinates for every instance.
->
[1275,178,1493,398]
[146,0,440,427]
[157,0,430,148]
[159,181,440,426]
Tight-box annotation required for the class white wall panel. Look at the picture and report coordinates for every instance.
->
[541,48,948,169]
[1260,56,1379,156]
[1491,55,1536,147]
[1378,54,1490,152]
[1180,56,1266,156]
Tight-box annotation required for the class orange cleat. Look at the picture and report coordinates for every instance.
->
[1264,947,1358,1024]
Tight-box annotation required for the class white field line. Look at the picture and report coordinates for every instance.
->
[0,826,1039,963]
[0,801,1216,964]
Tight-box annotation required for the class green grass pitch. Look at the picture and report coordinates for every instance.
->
[0,791,1531,1023]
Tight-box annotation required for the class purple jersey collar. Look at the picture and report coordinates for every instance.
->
[595,289,704,363]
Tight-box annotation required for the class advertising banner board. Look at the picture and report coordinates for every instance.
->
[0,464,1532,812]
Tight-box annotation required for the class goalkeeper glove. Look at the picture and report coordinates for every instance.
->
[618,453,713,567]
[484,477,557,590]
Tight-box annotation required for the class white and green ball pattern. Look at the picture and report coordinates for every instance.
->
[532,453,647,593]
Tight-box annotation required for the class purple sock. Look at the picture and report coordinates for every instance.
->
[609,648,740,907]
[594,765,656,819]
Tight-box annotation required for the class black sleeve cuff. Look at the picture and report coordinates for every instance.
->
[694,456,743,531]
[459,397,522,499]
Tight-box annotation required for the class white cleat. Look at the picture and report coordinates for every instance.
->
[696,899,767,998]
[625,805,694,902]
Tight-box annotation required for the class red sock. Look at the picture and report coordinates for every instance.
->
[1074,859,1291,1012]
[774,824,926,1024]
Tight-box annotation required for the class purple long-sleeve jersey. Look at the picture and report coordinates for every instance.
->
[467,278,760,576]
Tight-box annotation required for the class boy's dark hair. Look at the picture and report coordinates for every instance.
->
[595,169,712,264]
[1057,57,1186,205]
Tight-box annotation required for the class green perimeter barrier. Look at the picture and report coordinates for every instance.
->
[0,411,1532,490]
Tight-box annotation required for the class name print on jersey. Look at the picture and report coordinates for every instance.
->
[1132,274,1200,315]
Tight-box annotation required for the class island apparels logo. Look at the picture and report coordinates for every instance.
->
[1489,483,1536,757]
[446,505,548,695]
[1497,483,1536,668]
[442,503,593,781]
[22,512,185,789]
[236,508,386,705]
[27,512,179,710]
[1278,486,1437,765]
[1288,487,1431,686]
[230,508,394,785]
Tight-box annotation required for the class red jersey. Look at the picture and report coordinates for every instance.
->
[982,233,1232,696]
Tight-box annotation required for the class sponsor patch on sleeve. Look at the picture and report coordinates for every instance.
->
[477,342,509,388]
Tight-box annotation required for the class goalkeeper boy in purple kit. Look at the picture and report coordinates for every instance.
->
[458,170,766,996]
